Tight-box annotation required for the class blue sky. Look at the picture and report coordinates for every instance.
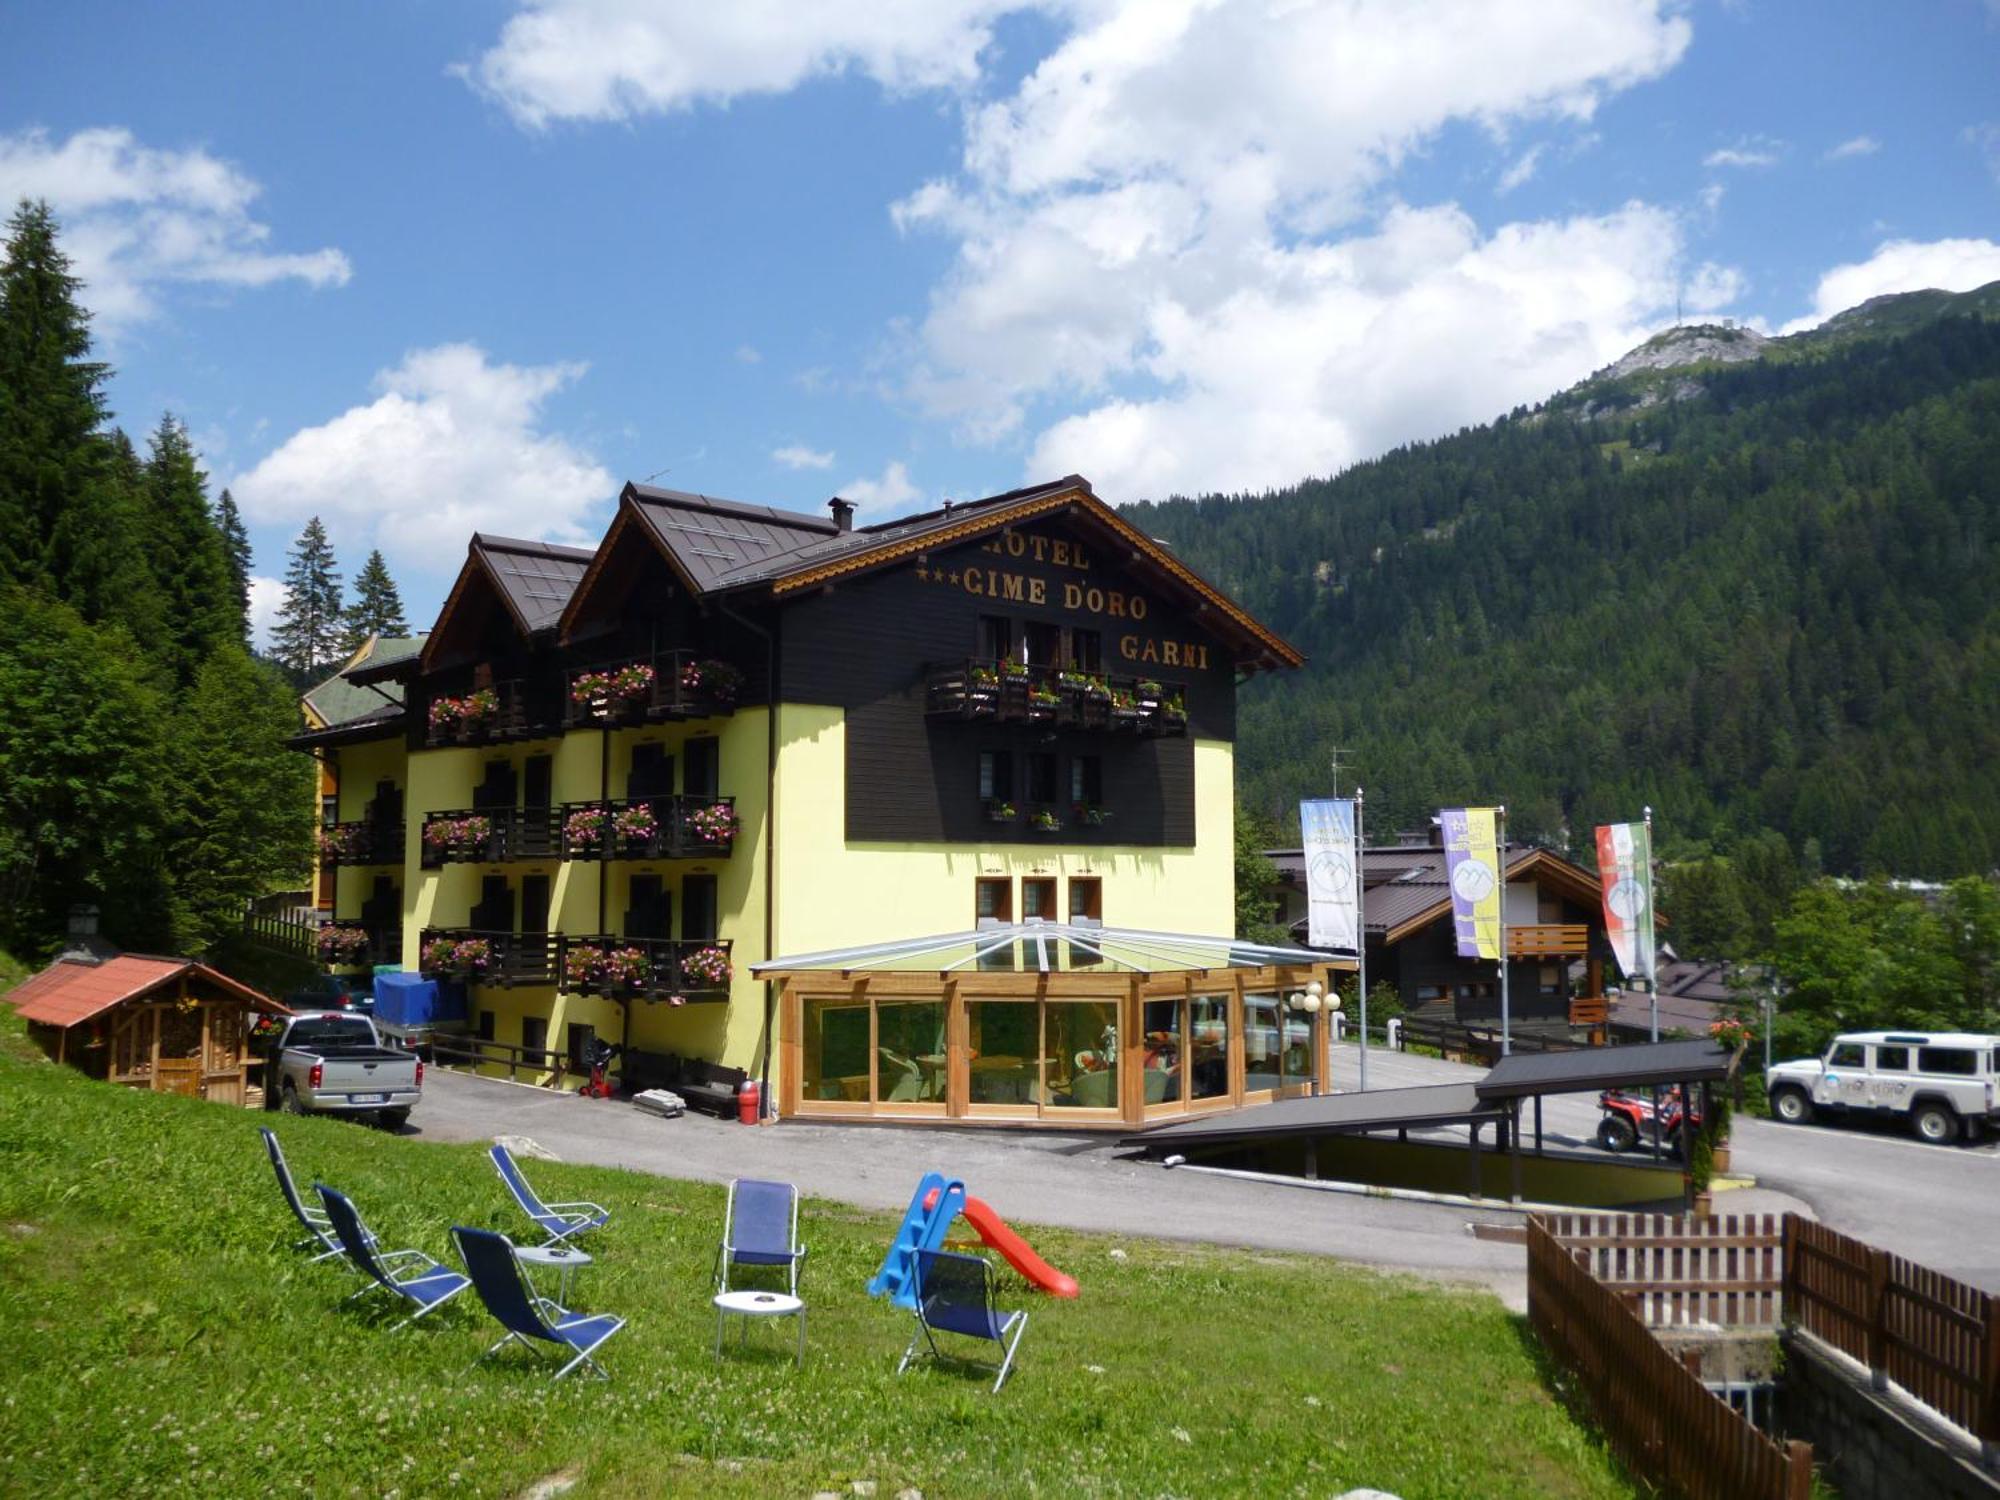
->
[3,0,1997,636]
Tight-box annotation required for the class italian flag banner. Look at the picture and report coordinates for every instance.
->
[1594,821,1656,982]
[1441,807,1502,960]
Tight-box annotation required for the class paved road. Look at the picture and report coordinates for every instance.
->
[411,1066,1541,1306]
[407,1039,2000,1308]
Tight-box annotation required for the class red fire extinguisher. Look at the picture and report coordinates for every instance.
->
[737,1079,761,1125]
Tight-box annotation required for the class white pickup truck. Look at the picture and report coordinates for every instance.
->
[254,1011,423,1129]
[1766,1030,2000,1143]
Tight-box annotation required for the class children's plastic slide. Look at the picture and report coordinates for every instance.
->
[958,1194,1080,1299]
[868,1178,1082,1305]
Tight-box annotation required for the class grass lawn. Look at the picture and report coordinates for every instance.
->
[0,1010,1634,1499]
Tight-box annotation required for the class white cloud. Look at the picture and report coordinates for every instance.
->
[837,459,920,511]
[1782,237,2000,334]
[1496,144,1546,195]
[1823,135,1880,162]
[229,343,613,583]
[1703,138,1783,169]
[772,444,835,470]
[734,343,763,364]
[247,575,285,651]
[463,0,1017,128]
[0,126,350,330]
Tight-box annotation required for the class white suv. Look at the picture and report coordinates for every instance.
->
[1767,1031,2000,1144]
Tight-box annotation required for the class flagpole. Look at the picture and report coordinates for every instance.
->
[1645,804,1657,1044]
[1356,785,1368,1092]
[1498,804,1511,1057]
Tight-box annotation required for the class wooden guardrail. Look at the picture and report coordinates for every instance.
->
[1540,1213,1784,1329]
[243,904,319,959]
[1783,1215,2000,1442]
[429,1034,571,1088]
[1395,1012,1585,1063]
[1528,1218,1812,1500]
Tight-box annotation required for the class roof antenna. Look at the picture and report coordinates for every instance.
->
[641,466,673,484]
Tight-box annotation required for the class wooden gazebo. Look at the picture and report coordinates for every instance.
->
[4,954,287,1107]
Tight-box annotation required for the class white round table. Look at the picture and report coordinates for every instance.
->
[712,1289,806,1367]
[514,1243,592,1305]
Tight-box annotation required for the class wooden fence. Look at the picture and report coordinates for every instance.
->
[1541,1212,1784,1329]
[429,1034,572,1089]
[1528,1218,1813,1500]
[242,903,319,960]
[1784,1214,2000,1442]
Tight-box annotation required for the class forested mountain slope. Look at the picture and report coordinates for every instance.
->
[1129,289,2000,877]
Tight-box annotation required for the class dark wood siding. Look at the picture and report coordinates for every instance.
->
[776,519,1231,847]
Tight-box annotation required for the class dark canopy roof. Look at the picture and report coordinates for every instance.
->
[1123,1083,1501,1149]
[1474,1038,1735,1101]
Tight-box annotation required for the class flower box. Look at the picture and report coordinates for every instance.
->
[681,944,732,989]
[1071,804,1112,827]
[423,814,496,859]
[316,924,372,964]
[984,800,1017,823]
[563,805,609,850]
[1029,809,1063,833]
[680,658,743,707]
[612,804,659,846]
[683,802,738,845]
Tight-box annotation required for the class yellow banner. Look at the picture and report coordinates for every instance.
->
[1442,806,1502,960]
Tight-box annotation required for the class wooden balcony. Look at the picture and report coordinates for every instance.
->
[563,650,744,728]
[556,934,733,1001]
[315,922,401,968]
[557,797,738,861]
[423,678,562,749]
[983,799,1117,838]
[926,659,1188,737]
[315,820,405,867]
[418,807,558,867]
[418,928,557,987]
[1508,924,1591,957]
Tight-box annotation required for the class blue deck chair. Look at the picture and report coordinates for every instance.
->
[897,1249,1029,1393]
[452,1225,625,1381]
[714,1178,807,1296]
[316,1184,470,1329]
[490,1143,609,1247]
[261,1128,373,1263]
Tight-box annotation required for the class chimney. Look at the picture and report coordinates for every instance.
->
[827,497,855,533]
[57,904,115,966]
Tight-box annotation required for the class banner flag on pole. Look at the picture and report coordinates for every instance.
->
[1594,821,1656,982]
[1441,807,1502,960]
[1300,799,1358,952]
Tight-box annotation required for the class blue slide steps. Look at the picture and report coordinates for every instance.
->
[868,1172,966,1310]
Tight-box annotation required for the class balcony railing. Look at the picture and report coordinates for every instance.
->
[981,799,1116,837]
[423,678,563,749]
[1507,924,1592,957]
[315,821,405,867]
[418,928,557,988]
[557,797,738,861]
[418,808,558,867]
[556,934,734,1001]
[563,650,745,728]
[926,660,1188,736]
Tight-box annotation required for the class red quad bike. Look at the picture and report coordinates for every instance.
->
[1596,1086,1701,1153]
[579,1038,617,1100]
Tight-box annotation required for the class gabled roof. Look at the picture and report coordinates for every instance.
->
[302,635,421,730]
[1270,842,1606,942]
[5,955,283,1028]
[561,476,1304,670]
[420,533,597,672]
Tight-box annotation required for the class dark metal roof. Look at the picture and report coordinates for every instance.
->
[1272,843,1564,937]
[1123,1083,1500,1150]
[1474,1038,1735,1100]
[625,485,837,593]
[472,534,597,634]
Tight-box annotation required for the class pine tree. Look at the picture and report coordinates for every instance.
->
[0,199,151,635]
[140,415,236,687]
[271,517,344,677]
[339,548,409,654]
[214,487,252,642]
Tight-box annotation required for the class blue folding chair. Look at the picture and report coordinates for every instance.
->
[316,1184,470,1329]
[490,1143,609,1246]
[714,1178,807,1295]
[262,1128,372,1263]
[453,1225,625,1381]
[897,1249,1029,1393]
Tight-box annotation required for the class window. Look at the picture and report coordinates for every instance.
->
[802,999,871,1102]
[1875,1046,1910,1071]
[476,1010,496,1043]
[1045,1000,1120,1110]
[1141,998,1183,1104]
[1918,1047,1979,1076]
[1024,621,1061,666]
[975,878,1012,924]
[1244,992,1282,1093]
[1069,755,1103,807]
[978,614,1013,663]
[523,755,553,808]
[521,1015,549,1059]
[1021,877,1057,921]
[520,874,551,934]
[979,750,1014,801]
[682,874,718,941]
[1027,753,1059,805]
[684,737,720,798]
[625,875,671,940]
[320,794,338,829]
[1068,877,1103,967]
[1189,994,1230,1101]
[567,1022,596,1073]
[876,1000,946,1106]
[967,1001,1039,1106]
[1070,629,1102,672]
[628,742,673,799]
[1828,1043,1866,1068]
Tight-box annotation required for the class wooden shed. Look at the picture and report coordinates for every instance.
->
[5,954,287,1107]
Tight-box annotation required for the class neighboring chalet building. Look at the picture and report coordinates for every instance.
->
[1608,954,1735,1042]
[1267,837,1614,1030]
[292,476,1303,1122]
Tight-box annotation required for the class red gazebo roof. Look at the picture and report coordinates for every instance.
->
[5,955,281,1028]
